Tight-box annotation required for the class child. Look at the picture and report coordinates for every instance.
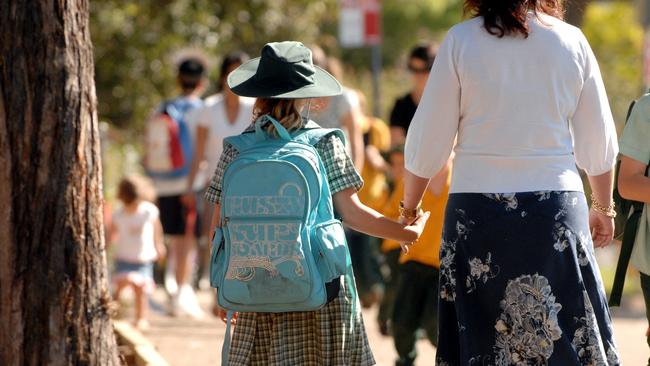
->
[205,41,429,366]
[382,145,451,366]
[109,175,166,329]
[618,93,650,366]
[377,145,408,335]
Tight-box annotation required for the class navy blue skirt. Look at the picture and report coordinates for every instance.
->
[436,191,620,365]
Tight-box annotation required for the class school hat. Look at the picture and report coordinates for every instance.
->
[227,41,342,99]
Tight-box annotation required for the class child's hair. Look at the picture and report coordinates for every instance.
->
[253,98,305,136]
[177,57,206,92]
[117,175,156,205]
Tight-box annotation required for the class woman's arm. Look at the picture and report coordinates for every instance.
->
[402,170,431,212]
[618,155,650,203]
[587,169,615,248]
[183,125,209,203]
[333,187,429,243]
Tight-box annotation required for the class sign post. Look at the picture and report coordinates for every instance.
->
[339,0,383,117]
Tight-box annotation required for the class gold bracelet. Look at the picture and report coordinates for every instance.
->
[590,193,617,218]
[399,201,422,220]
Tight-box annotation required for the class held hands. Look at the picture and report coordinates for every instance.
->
[399,211,431,254]
[589,207,614,248]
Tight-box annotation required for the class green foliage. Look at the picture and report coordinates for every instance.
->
[582,2,644,130]
[91,0,464,130]
[91,0,338,130]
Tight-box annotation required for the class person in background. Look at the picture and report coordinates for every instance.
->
[353,89,391,308]
[382,145,451,366]
[147,57,205,317]
[377,146,407,336]
[309,48,365,170]
[109,175,166,330]
[389,43,437,147]
[618,93,650,366]
[183,52,254,291]
[402,0,621,363]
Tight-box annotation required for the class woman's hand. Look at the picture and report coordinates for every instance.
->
[399,211,431,254]
[589,208,614,248]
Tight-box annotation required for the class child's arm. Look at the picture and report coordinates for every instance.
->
[618,155,650,203]
[333,187,429,244]
[153,218,166,260]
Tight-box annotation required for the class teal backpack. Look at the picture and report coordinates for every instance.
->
[211,115,354,364]
[210,115,352,311]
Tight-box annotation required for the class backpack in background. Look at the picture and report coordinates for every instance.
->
[210,115,350,313]
[144,100,195,179]
[610,94,650,306]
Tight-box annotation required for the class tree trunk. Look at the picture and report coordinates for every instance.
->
[565,0,592,26]
[0,1,121,365]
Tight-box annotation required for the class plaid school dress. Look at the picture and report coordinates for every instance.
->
[204,120,375,366]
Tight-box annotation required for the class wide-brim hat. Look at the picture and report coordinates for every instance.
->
[227,41,342,99]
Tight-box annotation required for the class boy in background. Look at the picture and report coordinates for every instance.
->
[382,145,451,366]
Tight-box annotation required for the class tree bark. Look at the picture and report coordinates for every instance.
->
[0,1,120,365]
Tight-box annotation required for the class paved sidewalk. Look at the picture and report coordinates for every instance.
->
[125,288,648,366]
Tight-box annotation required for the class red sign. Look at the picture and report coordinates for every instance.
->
[339,0,382,48]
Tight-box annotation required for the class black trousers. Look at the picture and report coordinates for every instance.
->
[392,261,439,366]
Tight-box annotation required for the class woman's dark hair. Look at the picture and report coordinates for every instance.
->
[409,42,437,70]
[219,51,250,92]
[464,0,564,38]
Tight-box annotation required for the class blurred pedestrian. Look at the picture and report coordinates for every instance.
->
[388,42,437,147]
[617,93,650,366]
[183,52,255,291]
[144,56,206,317]
[205,41,430,366]
[109,175,165,330]
[309,49,365,170]
[352,89,391,307]
[402,1,621,364]
[381,146,451,365]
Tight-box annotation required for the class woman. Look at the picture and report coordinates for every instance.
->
[184,52,254,215]
[204,41,430,366]
[183,52,254,291]
[402,1,621,364]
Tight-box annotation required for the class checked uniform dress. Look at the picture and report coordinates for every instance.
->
[204,119,376,366]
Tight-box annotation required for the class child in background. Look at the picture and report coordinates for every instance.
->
[354,89,392,307]
[377,146,408,335]
[382,145,451,366]
[109,175,166,330]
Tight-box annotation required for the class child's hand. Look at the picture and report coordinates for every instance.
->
[400,211,430,254]
[212,304,238,325]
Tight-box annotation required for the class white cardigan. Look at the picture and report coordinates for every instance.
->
[405,14,618,193]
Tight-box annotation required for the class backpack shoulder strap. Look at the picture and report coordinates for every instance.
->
[223,133,257,152]
[293,122,346,148]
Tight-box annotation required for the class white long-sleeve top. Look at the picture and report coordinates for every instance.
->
[405,14,618,193]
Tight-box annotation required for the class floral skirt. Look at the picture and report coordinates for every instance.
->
[436,191,620,366]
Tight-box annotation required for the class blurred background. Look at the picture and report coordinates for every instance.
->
[95,1,650,365]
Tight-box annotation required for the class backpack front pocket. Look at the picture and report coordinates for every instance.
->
[312,219,348,283]
[221,218,315,306]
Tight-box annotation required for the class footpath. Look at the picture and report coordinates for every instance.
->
[121,288,648,366]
